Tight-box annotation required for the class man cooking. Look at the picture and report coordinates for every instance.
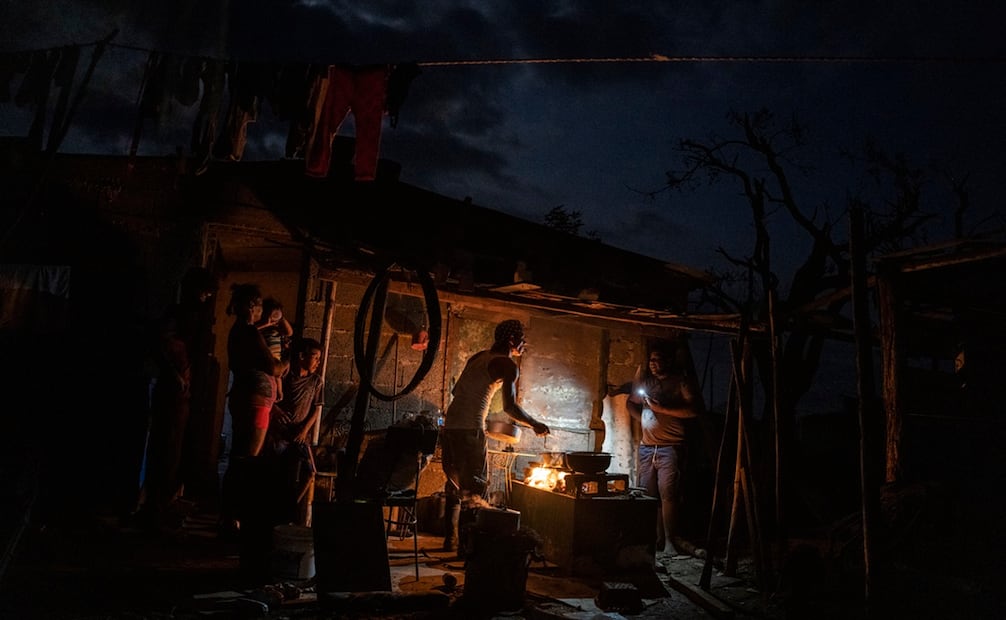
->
[440,319,550,552]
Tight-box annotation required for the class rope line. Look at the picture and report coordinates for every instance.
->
[4,38,1005,66]
[418,53,1006,66]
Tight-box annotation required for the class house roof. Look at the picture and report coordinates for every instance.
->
[873,236,1006,308]
[187,156,750,333]
[873,236,1006,356]
[11,147,750,333]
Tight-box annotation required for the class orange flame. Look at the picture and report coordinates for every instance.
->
[525,466,566,491]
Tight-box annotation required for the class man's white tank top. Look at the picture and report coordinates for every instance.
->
[444,350,507,430]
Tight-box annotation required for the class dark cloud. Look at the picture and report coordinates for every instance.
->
[3,0,1005,275]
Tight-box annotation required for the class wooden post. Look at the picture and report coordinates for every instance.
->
[700,338,739,590]
[724,391,744,577]
[313,279,337,445]
[740,410,765,591]
[850,206,878,607]
[724,336,751,577]
[877,274,903,485]
[767,286,783,573]
[739,467,764,590]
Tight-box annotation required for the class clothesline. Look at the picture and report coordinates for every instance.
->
[5,38,1005,66]
[417,53,1006,66]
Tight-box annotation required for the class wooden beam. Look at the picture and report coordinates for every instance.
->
[896,245,1006,273]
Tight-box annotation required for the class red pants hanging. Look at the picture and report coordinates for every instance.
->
[305,64,389,181]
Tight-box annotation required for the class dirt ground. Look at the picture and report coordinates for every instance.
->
[0,503,792,620]
[5,499,999,619]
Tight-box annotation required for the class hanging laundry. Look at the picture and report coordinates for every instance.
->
[213,61,275,161]
[0,52,31,103]
[305,64,390,182]
[46,45,80,153]
[191,58,225,175]
[128,51,166,162]
[268,62,321,159]
[291,64,331,160]
[386,62,421,129]
[175,55,203,107]
[15,49,59,151]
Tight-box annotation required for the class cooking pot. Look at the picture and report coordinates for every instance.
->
[486,420,521,444]
[539,451,567,469]
[564,451,612,474]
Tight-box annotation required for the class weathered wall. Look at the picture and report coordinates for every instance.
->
[291,271,685,491]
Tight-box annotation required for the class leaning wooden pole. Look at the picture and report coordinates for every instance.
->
[740,404,767,594]
[850,206,878,609]
[724,335,750,577]
[767,286,784,574]
[700,338,740,589]
[312,278,337,444]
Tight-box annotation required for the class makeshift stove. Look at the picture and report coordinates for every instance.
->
[523,459,630,499]
[560,472,630,498]
[510,470,658,575]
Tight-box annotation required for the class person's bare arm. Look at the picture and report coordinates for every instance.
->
[293,405,322,443]
[491,357,549,436]
[624,365,645,420]
[251,329,289,377]
[643,374,701,419]
[626,396,643,420]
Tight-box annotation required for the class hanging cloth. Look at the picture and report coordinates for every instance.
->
[46,45,80,152]
[0,52,31,103]
[293,64,331,159]
[128,51,171,162]
[269,62,321,159]
[191,58,225,175]
[385,62,421,129]
[213,61,274,161]
[15,49,59,151]
[305,64,390,181]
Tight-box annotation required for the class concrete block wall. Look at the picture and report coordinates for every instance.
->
[200,260,693,494]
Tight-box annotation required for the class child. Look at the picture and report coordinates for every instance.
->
[256,297,293,401]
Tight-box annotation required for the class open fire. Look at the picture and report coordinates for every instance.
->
[524,465,567,492]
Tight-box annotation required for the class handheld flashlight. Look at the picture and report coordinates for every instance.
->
[637,388,648,398]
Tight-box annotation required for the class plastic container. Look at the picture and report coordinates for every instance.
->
[272,524,315,580]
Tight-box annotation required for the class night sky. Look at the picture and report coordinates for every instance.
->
[3,1,1005,280]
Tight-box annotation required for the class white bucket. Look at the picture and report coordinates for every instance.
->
[272,524,315,580]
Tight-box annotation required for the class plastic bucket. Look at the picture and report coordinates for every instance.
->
[272,524,315,580]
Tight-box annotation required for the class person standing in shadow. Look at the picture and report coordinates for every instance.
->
[138,267,216,530]
[219,284,288,544]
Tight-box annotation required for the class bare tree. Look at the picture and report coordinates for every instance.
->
[659,108,960,534]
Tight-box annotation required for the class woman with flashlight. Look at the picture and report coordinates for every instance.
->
[627,339,704,559]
